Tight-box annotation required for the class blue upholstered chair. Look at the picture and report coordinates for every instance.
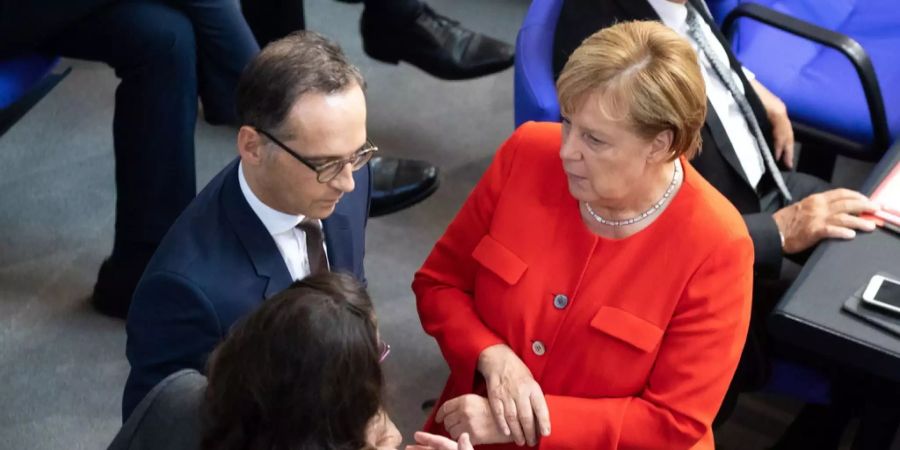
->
[513,0,564,128]
[708,0,899,177]
[0,53,67,135]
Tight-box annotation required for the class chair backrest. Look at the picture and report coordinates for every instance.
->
[513,0,565,128]
[714,0,897,156]
[0,54,59,109]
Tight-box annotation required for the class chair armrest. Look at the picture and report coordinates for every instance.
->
[722,3,889,153]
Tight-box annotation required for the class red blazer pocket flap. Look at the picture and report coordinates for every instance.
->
[471,235,527,285]
[590,306,663,352]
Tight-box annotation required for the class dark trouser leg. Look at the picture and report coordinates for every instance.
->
[39,0,199,314]
[177,0,260,124]
[852,377,900,450]
[760,171,833,215]
[362,0,423,25]
[241,0,305,48]
[781,171,834,199]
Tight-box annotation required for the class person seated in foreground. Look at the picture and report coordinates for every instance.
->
[413,21,754,449]
[110,273,472,450]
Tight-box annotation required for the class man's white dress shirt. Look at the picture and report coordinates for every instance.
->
[239,162,326,281]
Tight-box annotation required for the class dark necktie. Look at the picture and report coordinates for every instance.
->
[297,218,328,276]
[685,6,793,202]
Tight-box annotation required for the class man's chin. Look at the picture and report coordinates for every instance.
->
[308,202,338,219]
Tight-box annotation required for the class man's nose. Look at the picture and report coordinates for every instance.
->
[329,162,355,193]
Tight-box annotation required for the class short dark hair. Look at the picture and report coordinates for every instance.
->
[236,30,366,134]
[201,273,383,450]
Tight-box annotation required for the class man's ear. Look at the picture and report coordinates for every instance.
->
[648,129,675,163]
[237,126,265,165]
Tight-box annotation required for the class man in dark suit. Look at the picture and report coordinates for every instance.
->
[553,1,895,448]
[122,31,371,420]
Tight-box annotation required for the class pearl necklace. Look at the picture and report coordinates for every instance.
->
[584,159,682,227]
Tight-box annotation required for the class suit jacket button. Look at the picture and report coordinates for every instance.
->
[553,294,569,309]
[532,340,546,356]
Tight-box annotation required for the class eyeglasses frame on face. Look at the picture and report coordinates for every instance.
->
[254,127,378,183]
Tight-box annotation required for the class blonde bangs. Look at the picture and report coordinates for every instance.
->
[556,20,707,160]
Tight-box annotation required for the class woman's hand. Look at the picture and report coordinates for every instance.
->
[436,394,511,446]
[366,409,403,449]
[476,345,551,446]
[750,79,795,169]
[406,431,474,450]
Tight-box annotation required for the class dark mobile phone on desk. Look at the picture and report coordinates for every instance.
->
[862,275,900,316]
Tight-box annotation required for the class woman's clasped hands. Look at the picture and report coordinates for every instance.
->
[436,344,551,447]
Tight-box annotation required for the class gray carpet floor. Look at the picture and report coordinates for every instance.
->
[0,1,895,448]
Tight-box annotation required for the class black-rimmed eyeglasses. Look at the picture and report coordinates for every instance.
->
[255,128,378,183]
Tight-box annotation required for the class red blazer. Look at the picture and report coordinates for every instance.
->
[413,122,754,449]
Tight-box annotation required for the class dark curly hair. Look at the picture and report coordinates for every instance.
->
[200,273,383,450]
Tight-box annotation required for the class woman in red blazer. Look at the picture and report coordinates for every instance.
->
[413,21,753,450]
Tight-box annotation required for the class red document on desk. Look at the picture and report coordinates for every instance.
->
[864,161,900,233]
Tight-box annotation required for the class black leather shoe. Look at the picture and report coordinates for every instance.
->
[361,4,514,80]
[370,156,439,217]
[91,245,155,319]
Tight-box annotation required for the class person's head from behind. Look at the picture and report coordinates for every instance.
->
[556,20,706,206]
[236,31,373,220]
[202,273,383,450]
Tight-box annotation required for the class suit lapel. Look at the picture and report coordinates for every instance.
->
[323,212,352,274]
[220,160,293,298]
[704,99,753,186]
[683,0,761,188]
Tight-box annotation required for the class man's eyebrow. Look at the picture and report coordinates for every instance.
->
[305,142,370,163]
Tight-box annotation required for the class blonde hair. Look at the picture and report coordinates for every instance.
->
[557,20,707,159]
